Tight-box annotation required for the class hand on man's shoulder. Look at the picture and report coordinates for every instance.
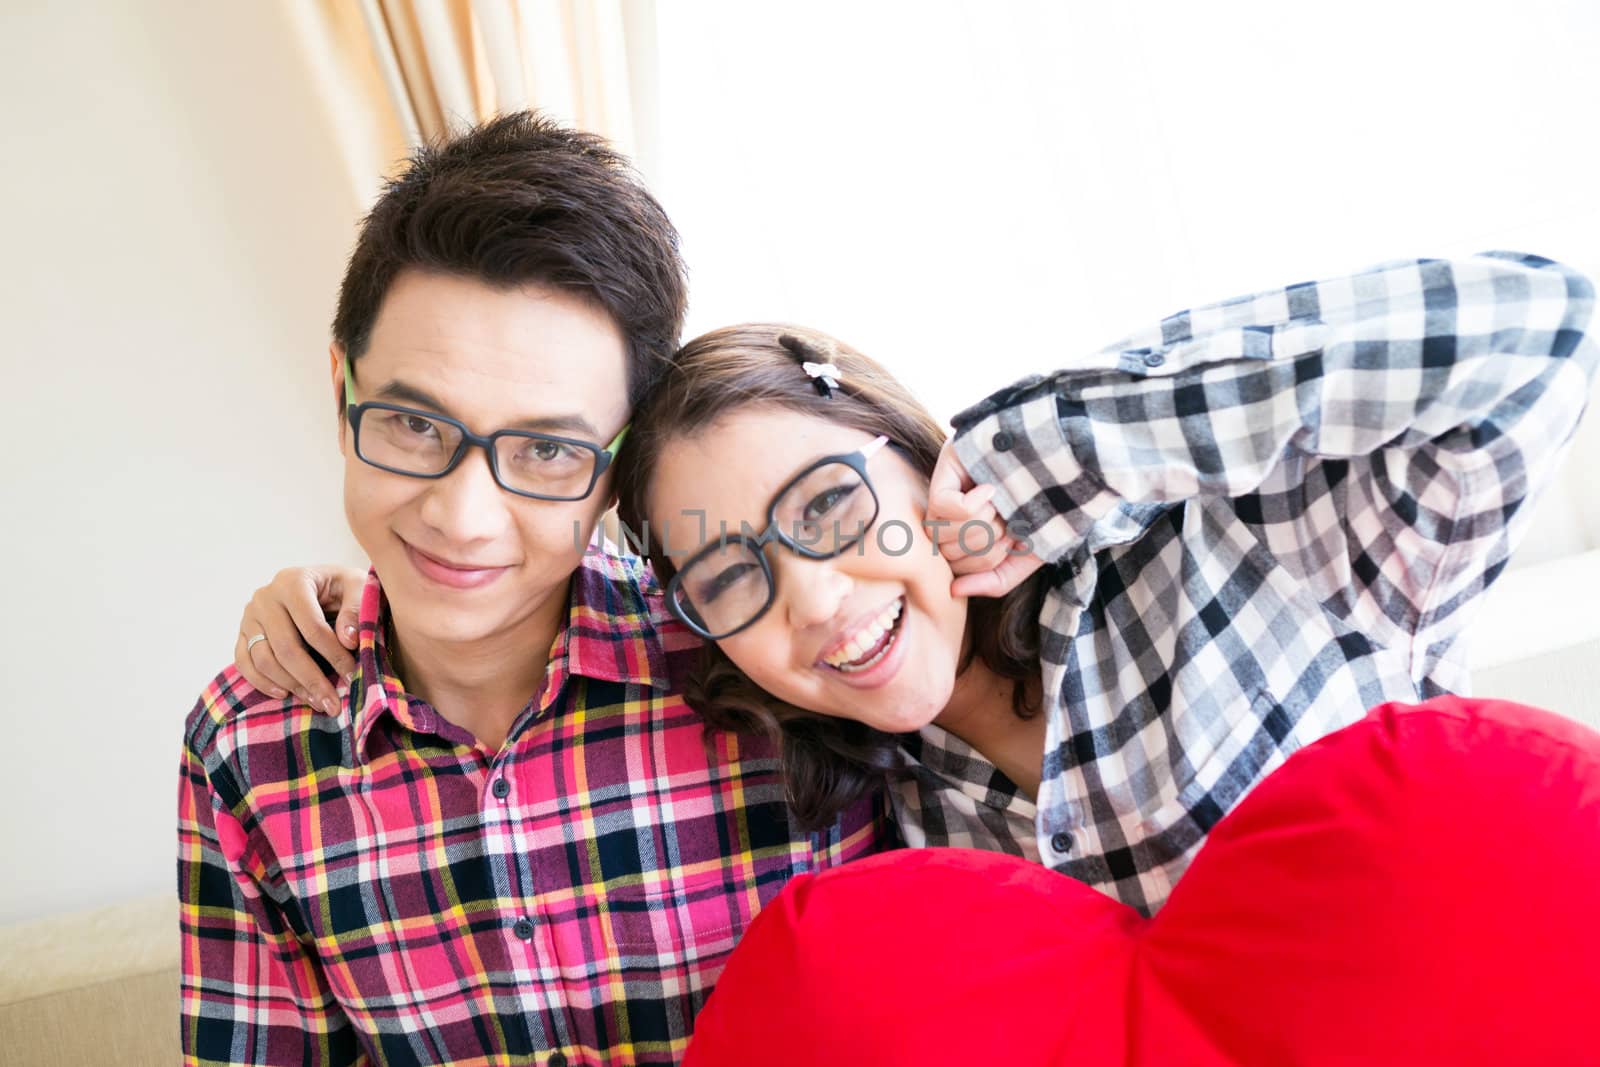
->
[183,663,349,773]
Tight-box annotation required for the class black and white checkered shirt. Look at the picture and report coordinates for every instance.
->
[896,252,1597,915]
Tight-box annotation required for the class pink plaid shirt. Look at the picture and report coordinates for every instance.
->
[179,547,890,1066]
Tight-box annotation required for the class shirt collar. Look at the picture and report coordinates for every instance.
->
[561,541,674,690]
[348,572,425,757]
[899,723,1037,819]
[350,544,678,758]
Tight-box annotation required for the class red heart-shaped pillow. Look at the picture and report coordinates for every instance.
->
[684,698,1600,1066]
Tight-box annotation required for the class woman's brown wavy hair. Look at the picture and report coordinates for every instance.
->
[614,324,1044,830]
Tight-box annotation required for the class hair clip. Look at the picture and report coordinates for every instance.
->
[802,361,841,398]
[777,333,841,398]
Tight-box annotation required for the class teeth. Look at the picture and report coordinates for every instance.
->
[823,598,905,669]
[836,630,897,674]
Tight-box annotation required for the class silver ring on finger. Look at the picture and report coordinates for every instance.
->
[246,633,269,654]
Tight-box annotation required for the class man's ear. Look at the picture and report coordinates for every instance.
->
[330,342,348,448]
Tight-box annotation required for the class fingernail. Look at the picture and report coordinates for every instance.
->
[320,697,337,715]
[270,687,287,700]
[343,624,357,637]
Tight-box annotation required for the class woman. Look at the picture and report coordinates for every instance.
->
[235,251,1598,916]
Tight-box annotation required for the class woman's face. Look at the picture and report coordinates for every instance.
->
[646,406,969,733]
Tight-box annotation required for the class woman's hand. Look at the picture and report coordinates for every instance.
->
[926,440,1042,598]
[234,565,367,712]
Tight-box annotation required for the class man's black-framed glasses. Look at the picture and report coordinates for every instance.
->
[342,355,627,502]
[666,435,890,639]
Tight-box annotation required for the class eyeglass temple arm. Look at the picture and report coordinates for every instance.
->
[605,423,630,456]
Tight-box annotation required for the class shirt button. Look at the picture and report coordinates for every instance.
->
[513,917,535,941]
[1142,350,1166,368]
[1050,832,1073,854]
[491,777,511,799]
[992,430,1014,451]
[549,1054,568,1067]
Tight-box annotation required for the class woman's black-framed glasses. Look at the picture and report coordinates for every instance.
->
[342,355,628,502]
[665,435,890,639]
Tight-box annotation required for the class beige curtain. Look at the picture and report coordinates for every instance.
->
[285,0,660,204]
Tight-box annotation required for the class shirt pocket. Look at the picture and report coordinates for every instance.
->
[600,871,745,954]
[1145,687,1292,841]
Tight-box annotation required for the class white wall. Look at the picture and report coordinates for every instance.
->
[0,4,366,923]
[653,0,1600,562]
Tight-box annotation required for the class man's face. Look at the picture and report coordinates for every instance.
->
[335,270,630,653]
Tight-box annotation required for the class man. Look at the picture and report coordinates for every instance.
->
[177,113,888,1067]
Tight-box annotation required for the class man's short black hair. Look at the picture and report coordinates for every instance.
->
[332,111,688,409]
